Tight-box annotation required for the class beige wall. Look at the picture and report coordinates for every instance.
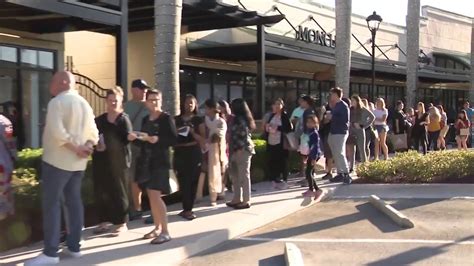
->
[420,6,472,55]
[64,31,116,89]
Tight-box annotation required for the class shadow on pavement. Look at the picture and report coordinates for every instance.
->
[355,203,408,233]
[390,198,446,212]
[258,254,285,266]
[367,235,474,265]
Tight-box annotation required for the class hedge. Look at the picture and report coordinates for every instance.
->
[11,140,300,206]
[356,150,474,183]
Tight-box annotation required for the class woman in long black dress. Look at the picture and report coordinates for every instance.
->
[138,89,177,244]
[92,87,134,235]
[174,94,205,220]
[412,102,429,154]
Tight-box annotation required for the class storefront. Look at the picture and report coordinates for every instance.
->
[0,44,56,148]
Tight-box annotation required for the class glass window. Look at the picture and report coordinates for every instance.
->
[297,79,309,97]
[38,51,54,69]
[285,79,297,111]
[21,49,38,67]
[360,84,369,99]
[179,69,196,100]
[213,72,228,102]
[228,74,244,101]
[0,46,17,65]
[243,76,258,117]
[196,71,211,111]
[446,59,454,69]
[435,57,446,68]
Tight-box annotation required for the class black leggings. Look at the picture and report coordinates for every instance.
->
[267,143,289,182]
[175,147,202,212]
[412,131,428,155]
[428,130,440,151]
[305,157,319,191]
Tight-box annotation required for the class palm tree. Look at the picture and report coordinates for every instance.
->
[335,0,352,96]
[406,0,420,109]
[154,0,183,116]
[470,24,474,102]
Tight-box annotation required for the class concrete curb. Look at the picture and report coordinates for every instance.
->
[369,194,415,228]
[285,243,304,266]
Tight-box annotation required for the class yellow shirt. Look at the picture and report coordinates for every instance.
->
[428,117,441,132]
[42,89,99,171]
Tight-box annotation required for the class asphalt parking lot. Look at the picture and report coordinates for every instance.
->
[182,199,474,265]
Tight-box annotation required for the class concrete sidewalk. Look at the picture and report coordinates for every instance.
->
[328,183,474,199]
[1,178,472,266]
[0,179,321,266]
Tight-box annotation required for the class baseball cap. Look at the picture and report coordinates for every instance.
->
[131,79,150,89]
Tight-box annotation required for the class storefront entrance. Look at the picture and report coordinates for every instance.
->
[0,45,55,148]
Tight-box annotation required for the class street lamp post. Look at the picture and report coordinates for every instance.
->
[366,11,382,100]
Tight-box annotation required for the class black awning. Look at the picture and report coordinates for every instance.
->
[0,0,123,33]
[127,0,285,33]
[0,0,284,34]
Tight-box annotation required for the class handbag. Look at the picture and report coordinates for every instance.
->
[283,132,298,151]
[460,128,469,136]
[389,133,408,151]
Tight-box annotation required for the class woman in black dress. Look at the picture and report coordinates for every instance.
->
[174,94,205,220]
[412,102,429,154]
[138,89,177,244]
[92,87,134,235]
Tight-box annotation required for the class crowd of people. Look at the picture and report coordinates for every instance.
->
[0,70,471,265]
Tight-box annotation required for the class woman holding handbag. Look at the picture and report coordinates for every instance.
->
[455,110,471,151]
[263,98,292,189]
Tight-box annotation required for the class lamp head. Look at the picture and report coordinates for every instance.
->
[366,11,382,32]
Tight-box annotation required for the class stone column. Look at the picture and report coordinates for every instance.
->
[406,0,420,109]
[335,0,352,96]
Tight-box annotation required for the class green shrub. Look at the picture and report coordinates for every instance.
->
[356,150,474,183]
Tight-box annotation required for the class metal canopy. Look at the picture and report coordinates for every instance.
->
[127,0,284,33]
[0,0,284,34]
[0,0,123,33]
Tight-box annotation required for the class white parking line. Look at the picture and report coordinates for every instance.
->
[239,237,474,245]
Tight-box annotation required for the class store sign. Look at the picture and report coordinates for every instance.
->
[295,26,336,48]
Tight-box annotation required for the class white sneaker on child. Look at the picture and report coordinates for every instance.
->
[63,248,83,258]
[24,253,59,265]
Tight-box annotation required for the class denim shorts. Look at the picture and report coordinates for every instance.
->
[375,124,389,134]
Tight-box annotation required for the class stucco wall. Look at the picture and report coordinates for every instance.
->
[64,31,116,89]
[419,6,472,55]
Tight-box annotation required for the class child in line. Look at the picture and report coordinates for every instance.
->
[302,115,325,201]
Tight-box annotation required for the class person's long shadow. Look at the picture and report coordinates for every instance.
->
[366,235,474,265]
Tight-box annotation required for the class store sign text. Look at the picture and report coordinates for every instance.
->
[295,26,336,48]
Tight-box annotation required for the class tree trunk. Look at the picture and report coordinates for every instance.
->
[154,0,182,116]
[406,0,420,109]
[335,0,352,96]
[470,22,474,102]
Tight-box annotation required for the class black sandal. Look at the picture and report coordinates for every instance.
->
[150,234,171,245]
[226,201,241,208]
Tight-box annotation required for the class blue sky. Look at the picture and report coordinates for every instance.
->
[310,0,474,26]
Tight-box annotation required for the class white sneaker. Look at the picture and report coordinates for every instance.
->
[63,248,82,258]
[24,253,59,265]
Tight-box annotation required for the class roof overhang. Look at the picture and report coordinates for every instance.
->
[0,0,285,34]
